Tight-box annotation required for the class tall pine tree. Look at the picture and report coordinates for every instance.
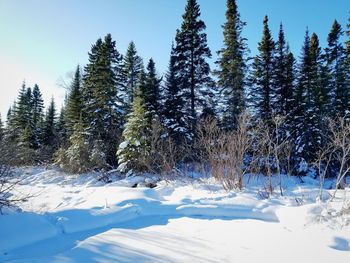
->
[325,20,348,116]
[215,0,247,129]
[120,41,143,116]
[163,45,189,141]
[174,0,213,135]
[249,16,275,123]
[43,98,57,148]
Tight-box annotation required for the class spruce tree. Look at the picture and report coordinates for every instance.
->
[120,41,143,115]
[215,0,247,129]
[163,46,189,141]
[174,0,213,134]
[31,84,44,148]
[43,98,57,148]
[142,58,162,122]
[273,24,296,116]
[117,94,150,173]
[249,15,275,123]
[83,34,124,165]
[65,65,82,135]
[325,20,348,116]
[0,114,4,142]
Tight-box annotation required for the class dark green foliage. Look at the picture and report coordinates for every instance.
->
[215,0,247,129]
[142,58,162,122]
[0,114,4,142]
[82,34,124,165]
[65,65,83,136]
[174,0,213,134]
[120,41,143,116]
[325,20,348,116]
[162,46,189,141]
[249,16,275,123]
[43,98,57,148]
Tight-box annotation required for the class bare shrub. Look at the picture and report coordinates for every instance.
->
[251,115,293,195]
[315,116,350,201]
[196,113,254,190]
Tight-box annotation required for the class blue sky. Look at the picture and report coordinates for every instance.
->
[0,0,349,118]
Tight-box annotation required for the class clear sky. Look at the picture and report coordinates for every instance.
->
[0,0,349,120]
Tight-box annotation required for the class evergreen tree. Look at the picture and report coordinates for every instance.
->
[174,0,213,134]
[43,98,57,148]
[249,16,275,123]
[325,20,348,116]
[163,46,189,141]
[142,58,162,122]
[57,108,67,147]
[215,0,247,129]
[0,114,4,142]
[31,84,44,148]
[117,95,150,173]
[14,83,33,133]
[120,41,143,115]
[273,24,295,116]
[65,65,83,135]
[83,34,124,165]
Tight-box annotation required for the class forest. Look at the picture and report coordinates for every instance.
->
[0,0,349,193]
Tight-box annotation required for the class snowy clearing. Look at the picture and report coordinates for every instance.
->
[0,167,349,262]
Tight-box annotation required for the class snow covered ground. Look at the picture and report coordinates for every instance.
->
[0,167,349,262]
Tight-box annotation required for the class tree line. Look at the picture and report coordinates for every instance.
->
[1,0,349,179]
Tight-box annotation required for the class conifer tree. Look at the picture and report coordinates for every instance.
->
[31,84,44,148]
[57,108,67,147]
[274,24,296,116]
[0,114,4,142]
[249,16,275,123]
[83,34,124,165]
[163,46,189,141]
[215,0,247,129]
[65,65,82,135]
[117,94,150,173]
[120,41,143,115]
[43,98,57,148]
[174,0,213,134]
[142,58,162,122]
[325,20,348,116]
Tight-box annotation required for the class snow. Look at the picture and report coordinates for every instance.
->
[0,167,349,262]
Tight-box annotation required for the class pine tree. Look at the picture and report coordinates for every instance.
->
[163,45,189,141]
[325,20,348,116]
[174,0,213,134]
[31,84,44,148]
[83,34,124,165]
[117,94,150,173]
[65,65,83,135]
[43,98,57,148]
[215,0,247,129]
[292,30,323,164]
[249,15,275,123]
[0,114,4,142]
[142,58,162,122]
[57,108,67,147]
[14,83,33,133]
[273,24,296,116]
[120,41,143,115]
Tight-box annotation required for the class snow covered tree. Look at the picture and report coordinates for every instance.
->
[120,41,143,116]
[163,46,189,141]
[83,34,124,165]
[174,0,214,135]
[117,94,151,173]
[325,20,348,116]
[215,0,247,129]
[249,16,275,123]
